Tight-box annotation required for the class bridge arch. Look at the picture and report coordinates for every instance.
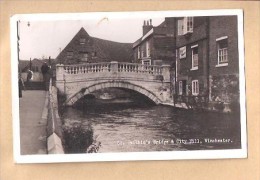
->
[65,81,162,106]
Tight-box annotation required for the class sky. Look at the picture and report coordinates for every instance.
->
[19,17,164,60]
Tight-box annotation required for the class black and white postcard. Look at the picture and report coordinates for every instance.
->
[11,10,247,163]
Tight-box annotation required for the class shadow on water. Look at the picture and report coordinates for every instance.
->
[74,90,156,113]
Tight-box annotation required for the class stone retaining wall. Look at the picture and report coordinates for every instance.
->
[46,79,64,154]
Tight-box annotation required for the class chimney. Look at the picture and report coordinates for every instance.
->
[142,19,153,36]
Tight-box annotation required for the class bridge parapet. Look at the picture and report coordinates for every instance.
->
[56,62,170,82]
[57,62,165,76]
[56,62,172,105]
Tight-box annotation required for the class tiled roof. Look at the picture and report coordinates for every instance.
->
[56,27,133,64]
[93,37,133,62]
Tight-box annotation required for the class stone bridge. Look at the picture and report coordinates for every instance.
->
[55,61,173,106]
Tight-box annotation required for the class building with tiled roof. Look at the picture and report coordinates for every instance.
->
[56,28,133,64]
[132,18,176,66]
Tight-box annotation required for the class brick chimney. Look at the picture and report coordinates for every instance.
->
[143,19,153,35]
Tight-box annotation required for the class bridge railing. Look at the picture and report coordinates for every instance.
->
[64,62,111,74]
[59,62,163,75]
[118,62,162,75]
[56,61,171,82]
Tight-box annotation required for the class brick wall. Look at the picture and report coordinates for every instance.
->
[209,16,239,75]
[208,16,239,104]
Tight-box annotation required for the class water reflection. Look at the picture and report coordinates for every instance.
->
[62,99,241,153]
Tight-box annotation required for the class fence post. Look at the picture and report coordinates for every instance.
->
[55,64,65,94]
[56,64,64,81]
[110,61,118,73]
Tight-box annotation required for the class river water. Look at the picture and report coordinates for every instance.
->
[62,99,241,153]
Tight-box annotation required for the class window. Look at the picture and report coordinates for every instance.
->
[179,81,183,95]
[192,80,199,96]
[191,45,198,70]
[179,46,186,59]
[138,46,141,59]
[146,41,150,57]
[81,53,89,61]
[92,52,97,57]
[178,17,193,35]
[67,51,73,58]
[177,19,184,35]
[142,59,151,65]
[186,17,193,33]
[217,37,228,66]
[141,50,144,58]
[80,38,86,45]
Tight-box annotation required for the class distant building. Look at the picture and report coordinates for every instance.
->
[19,58,54,82]
[132,18,176,66]
[56,27,133,64]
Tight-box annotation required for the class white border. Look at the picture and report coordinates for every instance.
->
[11,9,247,164]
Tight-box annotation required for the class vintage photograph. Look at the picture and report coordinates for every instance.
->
[11,10,247,163]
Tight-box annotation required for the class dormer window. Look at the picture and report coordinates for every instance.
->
[186,17,193,33]
[178,17,193,35]
[92,52,97,57]
[80,38,86,45]
[80,52,89,61]
[67,51,73,58]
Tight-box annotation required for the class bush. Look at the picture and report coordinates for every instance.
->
[63,120,93,153]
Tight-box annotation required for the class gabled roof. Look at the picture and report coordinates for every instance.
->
[56,27,133,64]
[92,37,133,62]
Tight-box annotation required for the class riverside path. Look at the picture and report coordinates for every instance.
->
[19,90,48,155]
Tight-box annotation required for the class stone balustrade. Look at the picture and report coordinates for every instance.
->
[63,62,111,74]
[56,61,172,106]
[56,61,165,78]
